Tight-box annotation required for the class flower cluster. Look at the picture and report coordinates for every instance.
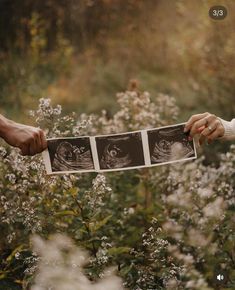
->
[92,90,179,135]
[0,88,234,289]
[31,234,123,290]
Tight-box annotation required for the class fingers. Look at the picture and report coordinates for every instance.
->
[200,119,224,139]
[207,120,225,140]
[20,129,47,156]
[184,112,209,133]
[207,129,223,141]
[187,113,218,137]
[30,129,47,155]
[39,129,47,151]
[189,118,208,137]
[30,133,40,155]
[199,119,218,138]
[20,144,30,156]
[198,119,224,146]
[199,130,219,146]
[185,112,225,146]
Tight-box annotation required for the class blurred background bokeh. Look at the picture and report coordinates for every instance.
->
[0,0,235,153]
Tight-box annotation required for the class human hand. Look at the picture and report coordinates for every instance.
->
[1,120,47,156]
[184,112,225,145]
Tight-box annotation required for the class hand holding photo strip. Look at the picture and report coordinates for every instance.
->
[42,123,197,174]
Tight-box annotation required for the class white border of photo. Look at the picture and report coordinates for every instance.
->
[42,123,197,175]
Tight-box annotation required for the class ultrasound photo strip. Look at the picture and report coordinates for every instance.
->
[43,136,95,174]
[42,123,197,174]
[93,131,146,172]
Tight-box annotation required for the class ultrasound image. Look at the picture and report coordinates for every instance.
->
[48,138,94,172]
[147,125,195,164]
[95,132,145,170]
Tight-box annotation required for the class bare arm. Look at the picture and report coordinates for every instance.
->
[0,114,47,156]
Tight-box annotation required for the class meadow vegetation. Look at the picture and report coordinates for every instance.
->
[0,1,235,289]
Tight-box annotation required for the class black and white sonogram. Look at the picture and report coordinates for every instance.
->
[95,132,145,170]
[147,124,196,164]
[47,138,94,172]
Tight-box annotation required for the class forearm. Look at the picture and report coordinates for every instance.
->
[0,114,47,155]
[0,114,12,139]
[219,118,235,140]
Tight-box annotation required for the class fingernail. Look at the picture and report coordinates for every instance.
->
[184,127,188,132]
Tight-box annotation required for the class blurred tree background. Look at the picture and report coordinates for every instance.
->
[0,0,235,158]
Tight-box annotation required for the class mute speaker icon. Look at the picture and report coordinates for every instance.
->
[216,274,224,281]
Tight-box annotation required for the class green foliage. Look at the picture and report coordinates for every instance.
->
[0,91,235,289]
[0,11,73,120]
[1,0,235,121]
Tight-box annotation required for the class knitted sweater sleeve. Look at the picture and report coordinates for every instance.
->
[218,118,235,140]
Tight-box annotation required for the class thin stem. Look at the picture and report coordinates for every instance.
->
[74,198,97,259]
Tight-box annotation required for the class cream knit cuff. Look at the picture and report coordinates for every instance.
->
[218,118,235,141]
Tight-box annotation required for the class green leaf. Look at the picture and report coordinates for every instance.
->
[6,245,24,264]
[89,215,112,233]
[0,273,7,280]
[54,210,77,217]
[120,265,132,276]
[68,187,79,197]
[108,246,131,256]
